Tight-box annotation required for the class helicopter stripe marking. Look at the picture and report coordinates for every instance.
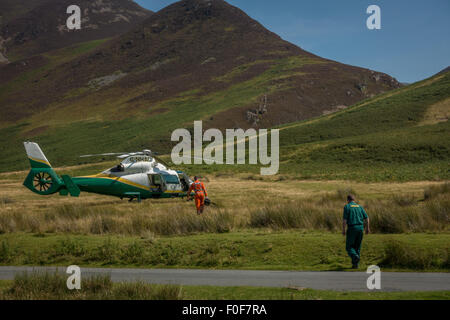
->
[79,175,149,191]
[79,175,183,193]
[28,156,51,166]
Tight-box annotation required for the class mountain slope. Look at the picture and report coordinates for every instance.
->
[1,0,399,123]
[0,0,152,62]
[0,0,51,24]
[275,69,450,181]
[437,66,450,76]
[0,0,403,172]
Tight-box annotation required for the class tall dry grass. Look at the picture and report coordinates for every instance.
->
[0,186,448,235]
[0,271,183,300]
[0,197,15,205]
[380,240,450,270]
[0,201,245,236]
[424,182,450,200]
[249,189,449,233]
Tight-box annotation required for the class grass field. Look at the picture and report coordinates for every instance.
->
[1,167,448,236]
[0,274,448,300]
[0,164,448,301]
[0,170,448,272]
[0,106,448,297]
[182,285,450,300]
[0,231,449,271]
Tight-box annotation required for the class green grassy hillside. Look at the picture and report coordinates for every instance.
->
[1,70,448,182]
[274,71,450,181]
[279,73,449,145]
[171,71,449,181]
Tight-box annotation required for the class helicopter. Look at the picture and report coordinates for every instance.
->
[22,142,193,202]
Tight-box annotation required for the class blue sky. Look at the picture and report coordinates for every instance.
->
[135,0,450,83]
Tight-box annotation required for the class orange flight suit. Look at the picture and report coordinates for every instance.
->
[188,180,208,211]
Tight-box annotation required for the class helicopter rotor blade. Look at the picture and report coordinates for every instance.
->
[80,149,163,160]
[178,155,218,162]
[80,152,127,158]
[116,152,145,159]
[177,155,246,163]
[153,155,171,167]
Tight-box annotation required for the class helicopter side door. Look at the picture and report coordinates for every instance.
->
[178,172,191,192]
[148,174,166,193]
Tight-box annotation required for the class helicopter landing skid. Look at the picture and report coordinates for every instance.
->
[123,192,141,203]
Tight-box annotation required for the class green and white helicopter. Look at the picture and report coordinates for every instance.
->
[23,142,193,202]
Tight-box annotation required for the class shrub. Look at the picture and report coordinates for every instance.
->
[0,240,16,263]
[82,275,113,294]
[392,194,417,207]
[424,182,449,200]
[336,188,358,201]
[320,188,358,203]
[149,210,235,235]
[90,215,119,234]
[0,213,16,233]
[112,282,183,300]
[426,194,450,225]
[95,238,121,264]
[379,240,447,270]
[5,271,69,299]
[122,241,145,264]
[249,201,339,231]
[0,272,183,300]
[55,238,87,257]
[369,208,406,233]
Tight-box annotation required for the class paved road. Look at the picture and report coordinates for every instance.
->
[0,266,449,291]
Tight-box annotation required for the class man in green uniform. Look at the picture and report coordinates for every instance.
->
[342,194,370,269]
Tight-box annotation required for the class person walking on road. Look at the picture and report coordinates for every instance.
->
[342,194,370,269]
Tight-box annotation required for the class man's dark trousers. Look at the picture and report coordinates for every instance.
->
[346,225,364,264]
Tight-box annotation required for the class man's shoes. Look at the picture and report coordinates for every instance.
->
[351,256,360,269]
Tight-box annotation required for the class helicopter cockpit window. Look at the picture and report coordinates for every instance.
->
[110,164,124,172]
[162,174,180,185]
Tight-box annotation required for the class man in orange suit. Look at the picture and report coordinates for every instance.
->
[187,176,208,215]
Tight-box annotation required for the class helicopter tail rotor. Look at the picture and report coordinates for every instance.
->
[23,142,79,196]
[23,168,62,195]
